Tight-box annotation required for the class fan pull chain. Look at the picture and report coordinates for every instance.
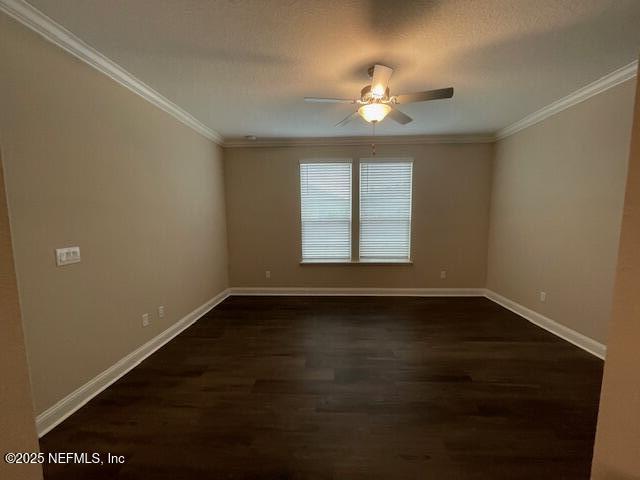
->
[371,121,376,156]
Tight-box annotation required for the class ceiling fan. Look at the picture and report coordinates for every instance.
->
[304,64,454,127]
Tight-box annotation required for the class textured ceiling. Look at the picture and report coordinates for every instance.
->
[25,0,640,139]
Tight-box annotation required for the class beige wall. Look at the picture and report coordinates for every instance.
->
[486,79,636,344]
[224,143,493,288]
[1,1,635,452]
[0,13,229,414]
[591,64,640,480]
[0,155,42,480]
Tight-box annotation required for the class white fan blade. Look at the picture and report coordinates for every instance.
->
[335,111,359,127]
[371,64,393,97]
[304,97,355,103]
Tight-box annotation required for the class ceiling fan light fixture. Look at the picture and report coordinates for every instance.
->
[305,64,452,128]
[358,103,391,123]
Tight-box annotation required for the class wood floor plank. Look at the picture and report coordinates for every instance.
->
[39,296,603,479]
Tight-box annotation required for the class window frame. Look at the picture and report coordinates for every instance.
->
[299,157,414,265]
[358,158,414,263]
[299,159,353,263]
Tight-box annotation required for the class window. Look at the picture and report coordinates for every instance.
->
[300,162,352,262]
[299,159,413,264]
[359,160,413,261]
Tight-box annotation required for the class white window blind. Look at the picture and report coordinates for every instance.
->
[300,162,352,261]
[359,160,413,261]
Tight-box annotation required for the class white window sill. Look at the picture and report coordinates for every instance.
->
[300,260,413,266]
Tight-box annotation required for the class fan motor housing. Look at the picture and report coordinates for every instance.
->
[360,85,390,103]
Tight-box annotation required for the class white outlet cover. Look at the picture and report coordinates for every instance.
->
[265,270,271,279]
[540,291,547,302]
[55,246,81,266]
[142,313,150,327]
[158,306,165,318]
[440,270,447,279]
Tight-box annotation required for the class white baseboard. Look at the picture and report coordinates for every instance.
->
[484,289,606,359]
[36,286,605,437]
[36,288,230,437]
[231,287,605,359]
[229,287,486,296]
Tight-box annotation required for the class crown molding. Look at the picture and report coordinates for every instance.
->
[0,0,224,145]
[497,60,638,140]
[223,134,496,148]
[4,0,635,147]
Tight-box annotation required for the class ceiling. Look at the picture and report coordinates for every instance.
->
[25,0,640,139]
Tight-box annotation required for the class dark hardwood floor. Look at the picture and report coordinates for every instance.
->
[40,296,603,479]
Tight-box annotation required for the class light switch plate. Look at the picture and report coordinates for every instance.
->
[55,246,81,266]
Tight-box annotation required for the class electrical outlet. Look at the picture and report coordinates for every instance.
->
[55,246,81,266]
[142,313,150,327]
[440,270,447,280]
[539,291,547,303]
[158,306,165,319]
[265,270,271,279]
